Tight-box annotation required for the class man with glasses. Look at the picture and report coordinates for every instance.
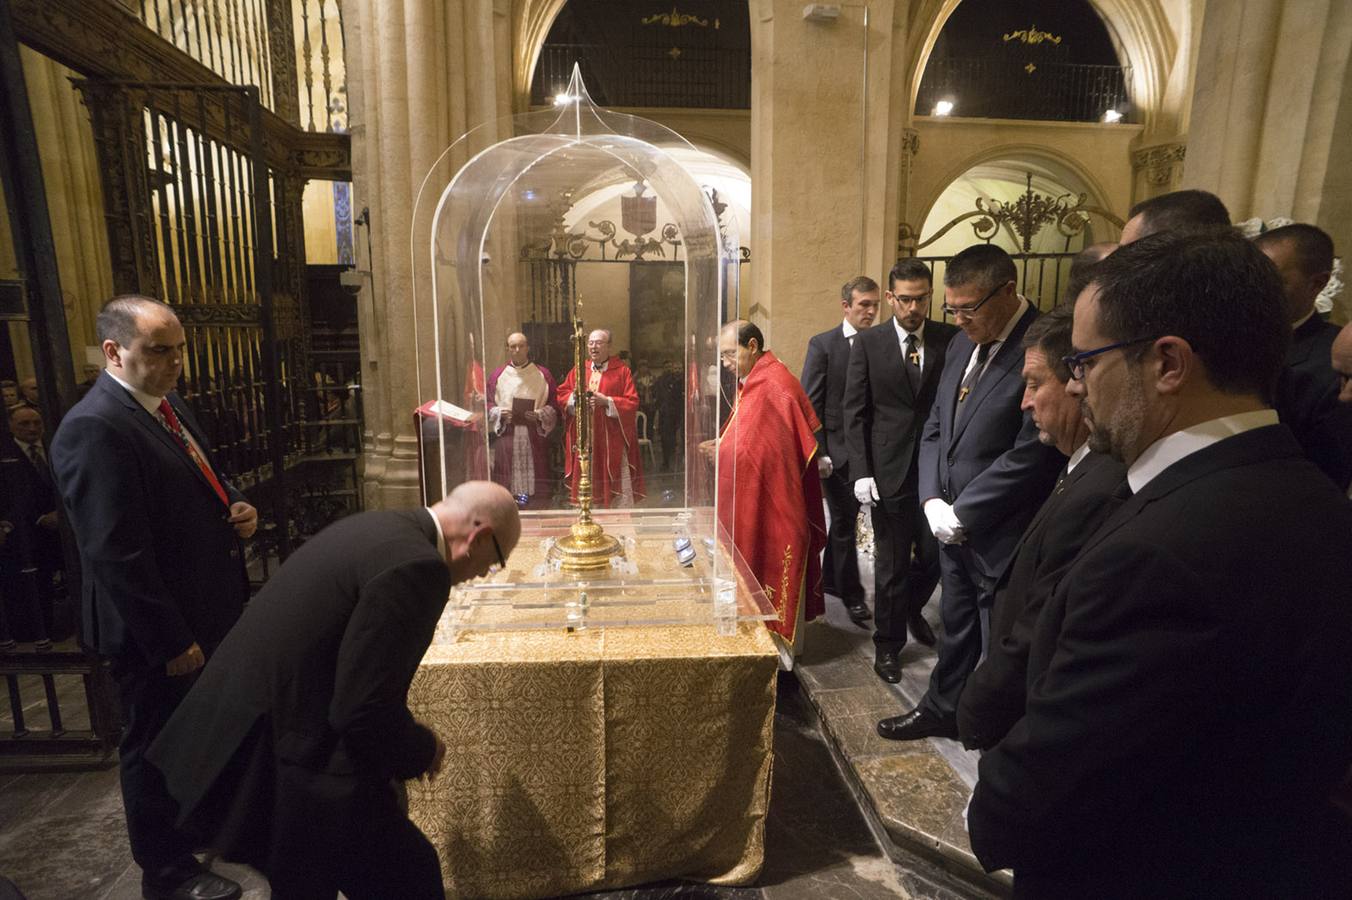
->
[877,244,1061,742]
[149,481,522,900]
[801,276,880,626]
[956,305,1126,750]
[968,229,1352,897]
[843,260,958,682]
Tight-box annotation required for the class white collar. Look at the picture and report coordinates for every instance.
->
[1066,442,1092,472]
[425,507,447,559]
[989,296,1029,347]
[893,317,925,341]
[1127,409,1279,493]
[105,369,165,417]
[841,319,859,339]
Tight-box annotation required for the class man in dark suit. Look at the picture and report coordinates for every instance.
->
[955,305,1126,750]
[148,482,521,900]
[801,276,880,625]
[1255,223,1352,489]
[0,406,63,644]
[969,229,1352,897]
[51,295,258,900]
[843,259,957,682]
[878,245,1062,741]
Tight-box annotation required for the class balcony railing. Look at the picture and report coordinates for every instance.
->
[531,43,750,110]
[916,58,1131,123]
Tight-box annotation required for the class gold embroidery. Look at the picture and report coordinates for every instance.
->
[778,545,793,624]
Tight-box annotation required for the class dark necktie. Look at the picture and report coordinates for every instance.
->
[28,444,51,486]
[954,342,992,428]
[1110,479,1133,503]
[158,399,230,506]
[904,334,922,394]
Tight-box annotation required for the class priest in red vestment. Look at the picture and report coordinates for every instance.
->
[556,328,645,507]
[487,332,560,508]
[715,320,827,658]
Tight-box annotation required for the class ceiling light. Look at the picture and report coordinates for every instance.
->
[933,99,954,117]
[1103,108,1123,123]
[553,93,576,107]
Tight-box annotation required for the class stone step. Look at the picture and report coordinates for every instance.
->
[793,603,1013,898]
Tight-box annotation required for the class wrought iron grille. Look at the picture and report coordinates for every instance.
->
[293,0,347,133]
[916,58,1131,123]
[531,43,750,109]
[137,0,276,110]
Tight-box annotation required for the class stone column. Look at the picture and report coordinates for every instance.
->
[347,0,515,509]
[1184,0,1352,318]
[1130,141,1187,204]
[11,47,114,381]
[747,0,912,375]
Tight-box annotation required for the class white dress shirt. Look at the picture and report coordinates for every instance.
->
[1127,409,1279,494]
[105,369,211,461]
[960,296,1029,381]
[894,318,927,372]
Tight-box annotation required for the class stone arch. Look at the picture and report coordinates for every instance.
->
[913,143,1120,249]
[906,0,1176,132]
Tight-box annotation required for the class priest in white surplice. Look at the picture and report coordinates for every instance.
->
[486,332,560,508]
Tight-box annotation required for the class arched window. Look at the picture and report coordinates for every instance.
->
[917,0,1130,123]
[530,0,750,109]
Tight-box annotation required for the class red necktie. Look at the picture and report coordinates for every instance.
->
[157,399,230,507]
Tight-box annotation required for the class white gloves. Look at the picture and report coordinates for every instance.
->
[817,456,833,478]
[924,498,967,544]
[853,477,880,506]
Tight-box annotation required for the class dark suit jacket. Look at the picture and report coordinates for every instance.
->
[1275,315,1352,490]
[843,318,958,497]
[801,323,858,472]
[968,425,1352,897]
[956,450,1126,750]
[918,304,1064,584]
[50,373,248,666]
[147,508,451,865]
[0,437,60,573]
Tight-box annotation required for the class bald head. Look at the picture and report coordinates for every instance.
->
[1333,322,1352,405]
[430,481,522,583]
[506,332,530,367]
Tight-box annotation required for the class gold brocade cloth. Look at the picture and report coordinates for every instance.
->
[406,621,779,899]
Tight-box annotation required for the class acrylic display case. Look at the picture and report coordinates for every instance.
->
[409,67,770,637]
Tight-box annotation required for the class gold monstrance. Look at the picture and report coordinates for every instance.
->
[548,298,624,574]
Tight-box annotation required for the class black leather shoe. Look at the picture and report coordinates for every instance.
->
[845,600,872,627]
[877,706,959,741]
[908,611,936,647]
[142,871,243,900]
[873,650,901,683]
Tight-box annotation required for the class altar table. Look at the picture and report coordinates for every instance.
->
[406,622,779,899]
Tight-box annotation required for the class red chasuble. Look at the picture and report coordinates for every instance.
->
[717,351,827,643]
[556,356,646,507]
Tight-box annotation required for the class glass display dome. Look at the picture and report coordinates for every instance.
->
[409,67,769,637]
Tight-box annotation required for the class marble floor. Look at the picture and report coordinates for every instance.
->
[0,667,991,900]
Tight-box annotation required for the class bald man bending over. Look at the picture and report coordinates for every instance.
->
[148,482,521,900]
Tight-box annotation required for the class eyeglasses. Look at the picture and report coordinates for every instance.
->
[1062,337,1156,381]
[941,281,1009,319]
[490,533,506,569]
[887,290,932,305]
